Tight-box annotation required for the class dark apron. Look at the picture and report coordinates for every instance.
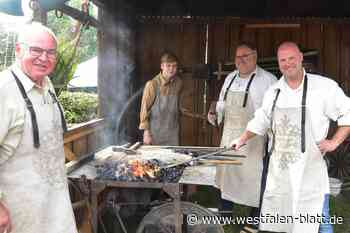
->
[149,80,179,145]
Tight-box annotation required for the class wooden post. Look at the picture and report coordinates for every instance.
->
[31,0,47,24]
[97,0,136,145]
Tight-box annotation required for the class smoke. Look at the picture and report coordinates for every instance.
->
[115,86,144,143]
[97,12,137,147]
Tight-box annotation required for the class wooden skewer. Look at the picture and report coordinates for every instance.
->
[141,145,224,150]
[199,159,242,165]
[206,155,246,159]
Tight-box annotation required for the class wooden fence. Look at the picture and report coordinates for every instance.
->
[64,118,106,161]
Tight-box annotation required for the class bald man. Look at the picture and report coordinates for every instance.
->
[0,23,77,233]
[233,42,350,233]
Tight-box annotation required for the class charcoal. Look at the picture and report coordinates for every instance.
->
[95,159,185,183]
[159,165,186,183]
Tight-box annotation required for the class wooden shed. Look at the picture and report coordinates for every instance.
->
[2,0,350,232]
[22,0,347,159]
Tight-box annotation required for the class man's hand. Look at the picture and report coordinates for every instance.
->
[207,111,217,126]
[230,137,246,150]
[317,139,339,154]
[230,130,256,150]
[143,130,153,145]
[317,126,350,155]
[0,202,11,233]
[207,101,218,126]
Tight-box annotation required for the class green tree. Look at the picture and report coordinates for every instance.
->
[50,37,80,95]
[47,0,97,62]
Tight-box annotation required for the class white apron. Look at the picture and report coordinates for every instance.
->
[0,88,77,233]
[260,84,329,233]
[216,87,265,207]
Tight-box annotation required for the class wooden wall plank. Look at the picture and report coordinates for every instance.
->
[289,27,302,45]
[73,138,88,157]
[207,22,233,146]
[228,24,241,58]
[339,24,350,94]
[304,23,323,71]
[240,27,257,47]
[208,22,230,62]
[136,23,158,83]
[87,133,98,153]
[323,24,340,81]
[270,28,290,50]
[136,21,207,146]
[180,23,207,146]
[256,28,273,58]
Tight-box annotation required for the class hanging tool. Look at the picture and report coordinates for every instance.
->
[162,146,245,169]
[112,142,142,155]
[198,159,242,165]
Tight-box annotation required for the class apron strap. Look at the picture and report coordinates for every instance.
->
[268,88,281,155]
[259,88,280,219]
[146,78,161,113]
[48,90,68,133]
[301,75,308,153]
[11,70,40,148]
[242,73,256,107]
[223,74,237,101]
[268,75,308,154]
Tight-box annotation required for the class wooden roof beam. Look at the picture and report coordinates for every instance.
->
[56,4,101,29]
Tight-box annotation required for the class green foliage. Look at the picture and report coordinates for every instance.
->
[78,25,97,62]
[330,195,350,232]
[58,91,98,124]
[47,0,97,62]
[50,38,80,95]
[0,28,16,71]
[47,1,98,94]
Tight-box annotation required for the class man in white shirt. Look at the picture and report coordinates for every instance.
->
[0,23,77,233]
[208,42,277,233]
[234,41,350,233]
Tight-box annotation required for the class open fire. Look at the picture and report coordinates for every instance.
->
[96,158,186,183]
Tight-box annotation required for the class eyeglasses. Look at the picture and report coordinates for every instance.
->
[21,43,57,59]
[235,52,256,60]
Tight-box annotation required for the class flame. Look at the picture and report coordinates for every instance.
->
[129,160,160,178]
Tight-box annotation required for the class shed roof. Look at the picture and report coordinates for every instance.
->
[96,0,350,18]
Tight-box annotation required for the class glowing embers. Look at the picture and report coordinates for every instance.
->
[96,159,185,183]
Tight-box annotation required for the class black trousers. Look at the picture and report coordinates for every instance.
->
[219,197,259,228]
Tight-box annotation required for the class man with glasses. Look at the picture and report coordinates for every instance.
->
[208,42,277,233]
[0,22,77,233]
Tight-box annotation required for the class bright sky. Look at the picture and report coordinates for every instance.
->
[0,12,31,31]
[0,12,29,22]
